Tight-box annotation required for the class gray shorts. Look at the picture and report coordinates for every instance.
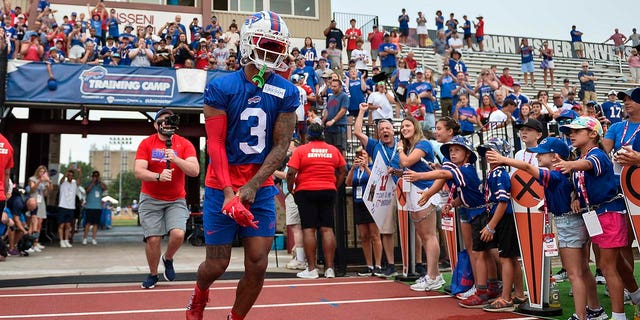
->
[285,193,300,225]
[554,214,589,248]
[138,193,188,239]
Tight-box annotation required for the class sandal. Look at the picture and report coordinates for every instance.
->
[482,297,515,312]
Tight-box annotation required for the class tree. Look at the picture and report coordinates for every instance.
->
[107,170,141,207]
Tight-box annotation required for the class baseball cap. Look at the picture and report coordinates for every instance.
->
[559,116,603,136]
[295,55,306,60]
[318,56,327,61]
[415,67,424,74]
[125,24,134,30]
[307,123,324,138]
[527,137,570,159]
[17,14,24,19]
[556,109,580,121]
[512,81,521,87]
[607,90,617,96]
[25,31,37,38]
[515,118,543,132]
[155,108,174,121]
[290,47,300,53]
[617,88,640,103]
[440,135,477,164]
[329,38,337,43]
[321,69,334,78]
[71,12,77,16]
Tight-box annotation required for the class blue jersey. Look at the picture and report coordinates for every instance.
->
[601,101,623,125]
[347,78,366,111]
[604,120,640,151]
[100,46,117,65]
[442,162,485,219]
[399,15,409,29]
[537,168,573,216]
[485,167,513,215]
[351,164,371,203]
[378,43,398,68]
[203,70,299,165]
[570,30,582,42]
[520,46,534,63]
[300,47,317,68]
[435,15,444,30]
[507,93,529,119]
[456,106,477,133]
[293,66,318,92]
[365,137,400,182]
[90,19,102,37]
[572,148,625,214]
[402,140,435,190]
[463,20,472,35]
[439,75,455,98]
[107,17,120,38]
[407,81,436,113]
[325,91,348,132]
[449,59,467,76]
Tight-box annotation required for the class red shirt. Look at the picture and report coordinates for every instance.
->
[368,31,384,51]
[475,20,484,37]
[499,75,514,87]
[0,134,14,201]
[287,141,346,191]
[300,84,313,114]
[407,103,425,121]
[136,134,196,201]
[405,56,417,70]
[345,27,362,51]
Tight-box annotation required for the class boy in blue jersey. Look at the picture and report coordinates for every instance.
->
[405,136,500,306]
[186,11,299,320]
[601,90,624,125]
[454,94,479,135]
[477,139,525,313]
[487,137,608,320]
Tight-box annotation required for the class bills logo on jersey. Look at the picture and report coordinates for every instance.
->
[248,96,262,104]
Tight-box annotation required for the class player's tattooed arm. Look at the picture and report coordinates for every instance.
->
[239,111,296,205]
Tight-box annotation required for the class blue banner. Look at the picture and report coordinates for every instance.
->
[6,62,232,108]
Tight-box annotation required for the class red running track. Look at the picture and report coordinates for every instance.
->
[0,277,538,320]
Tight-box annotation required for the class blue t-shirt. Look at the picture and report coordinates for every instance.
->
[463,21,472,35]
[456,106,477,133]
[293,66,318,93]
[203,70,299,164]
[107,17,119,38]
[485,167,513,215]
[62,23,73,36]
[538,168,573,216]
[407,81,436,113]
[442,162,485,219]
[85,183,104,209]
[378,43,398,68]
[300,47,317,68]
[601,101,623,125]
[570,30,582,42]
[439,75,455,98]
[90,19,102,37]
[399,15,409,30]
[520,46,534,63]
[365,137,400,182]
[572,148,625,214]
[634,133,640,151]
[347,78,366,112]
[577,71,595,91]
[402,140,435,190]
[435,15,444,30]
[100,46,117,65]
[351,164,371,203]
[604,120,640,152]
[449,59,467,76]
[325,91,349,131]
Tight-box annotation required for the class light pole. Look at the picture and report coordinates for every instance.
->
[109,137,132,211]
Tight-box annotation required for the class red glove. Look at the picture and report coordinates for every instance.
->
[222,196,259,229]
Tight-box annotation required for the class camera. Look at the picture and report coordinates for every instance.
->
[547,120,559,136]
[161,114,180,127]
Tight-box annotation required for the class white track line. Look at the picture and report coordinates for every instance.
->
[0,280,394,298]
[0,295,450,318]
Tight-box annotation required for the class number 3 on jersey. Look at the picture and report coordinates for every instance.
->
[239,108,267,155]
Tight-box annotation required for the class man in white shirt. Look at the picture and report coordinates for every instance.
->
[58,168,80,248]
[447,31,463,51]
[366,81,396,122]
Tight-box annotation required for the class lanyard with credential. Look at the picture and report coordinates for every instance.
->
[620,121,640,147]
[575,146,597,210]
[356,166,365,185]
[380,140,397,165]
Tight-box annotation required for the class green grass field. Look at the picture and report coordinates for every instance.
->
[411,263,640,319]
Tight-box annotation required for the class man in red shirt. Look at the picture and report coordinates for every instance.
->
[134,108,199,289]
[368,25,385,68]
[345,18,362,62]
[0,133,14,207]
[473,15,485,52]
[605,28,628,59]
[286,123,347,279]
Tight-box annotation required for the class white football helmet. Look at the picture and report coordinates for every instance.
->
[240,11,290,72]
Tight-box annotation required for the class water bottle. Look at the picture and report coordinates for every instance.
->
[549,277,561,308]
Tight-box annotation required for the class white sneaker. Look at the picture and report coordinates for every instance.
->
[296,268,319,279]
[82,238,88,245]
[66,240,73,248]
[410,276,429,291]
[26,248,35,253]
[286,259,306,270]
[60,241,66,248]
[36,243,45,249]
[325,268,335,278]
[91,239,98,245]
[33,246,42,252]
[428,274,445,290]
[456,285,477,300]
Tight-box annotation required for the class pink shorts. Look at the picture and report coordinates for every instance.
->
[591,211,627,249]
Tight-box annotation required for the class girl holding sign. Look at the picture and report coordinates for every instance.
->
[555,117,635,320]
[346,148,382,277]
[396,117,444,291]
[486,137,606,320]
